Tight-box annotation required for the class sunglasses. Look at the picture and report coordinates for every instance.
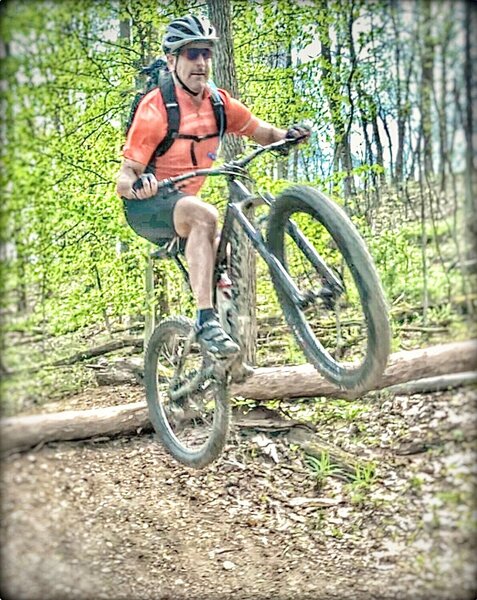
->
[182,47,213,61]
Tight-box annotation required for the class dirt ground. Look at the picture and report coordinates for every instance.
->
[1,383,476,600]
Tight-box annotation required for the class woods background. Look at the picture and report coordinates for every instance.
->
[0,0,476,414]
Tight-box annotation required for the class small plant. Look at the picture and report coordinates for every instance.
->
[353,461,377,488]
[306,452,339,487]
[329,526,344,539]
[343,404,366,421]
[349,491,366,506]
[409,475,424,491]
[436,490,465,505]
[345,461,377,505]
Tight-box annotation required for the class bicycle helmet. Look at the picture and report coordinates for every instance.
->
[162,15,219,54]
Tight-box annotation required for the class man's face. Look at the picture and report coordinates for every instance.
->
[168,42,213,95]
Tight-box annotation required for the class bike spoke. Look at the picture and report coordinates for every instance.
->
[152,328,225,454]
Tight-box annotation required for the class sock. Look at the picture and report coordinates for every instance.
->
[197,308,216,326]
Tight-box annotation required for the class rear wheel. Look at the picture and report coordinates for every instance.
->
[144,316,230,468]
[267,185,391,393]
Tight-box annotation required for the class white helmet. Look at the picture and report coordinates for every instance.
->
[162,15,218,54]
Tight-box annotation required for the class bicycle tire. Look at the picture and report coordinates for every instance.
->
[266,185,391,393]
[144,316,230,468]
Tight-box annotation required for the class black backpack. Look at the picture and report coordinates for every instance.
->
[125,58,227,171]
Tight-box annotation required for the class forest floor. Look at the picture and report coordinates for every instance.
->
[1,378,476,600]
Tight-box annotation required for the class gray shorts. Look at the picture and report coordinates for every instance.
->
[122,187,187,248]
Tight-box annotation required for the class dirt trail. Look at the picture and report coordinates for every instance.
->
[1,385,476,600]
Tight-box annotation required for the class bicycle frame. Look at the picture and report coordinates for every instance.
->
[153,138,344,309]
[162,177,344,307]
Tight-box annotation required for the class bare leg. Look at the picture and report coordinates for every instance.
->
[173,196,218,309]
[172,196,239,357]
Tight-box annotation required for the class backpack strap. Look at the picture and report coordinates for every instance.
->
[207,80,227,141]
[155,72,180,158]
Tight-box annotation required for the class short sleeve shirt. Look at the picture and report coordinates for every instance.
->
[123,84,260,195]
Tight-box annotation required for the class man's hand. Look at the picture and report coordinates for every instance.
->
[131,173,158,199]
[285,123,312,143]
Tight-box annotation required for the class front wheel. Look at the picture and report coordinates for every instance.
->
[267,185,391,393]
[144,316,230,468]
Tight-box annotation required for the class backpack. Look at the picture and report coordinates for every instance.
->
[125,57,227,171]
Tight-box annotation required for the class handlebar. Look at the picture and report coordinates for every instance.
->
[146,135,306,191]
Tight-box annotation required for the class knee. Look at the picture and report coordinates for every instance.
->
[191,203,219,235]
[174,196,219,239]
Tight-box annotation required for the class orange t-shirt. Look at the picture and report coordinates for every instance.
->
[123,84,259,195]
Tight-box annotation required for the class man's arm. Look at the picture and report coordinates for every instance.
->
[116,158,158,200]
[249,120,287,145]
[249,120,311,146]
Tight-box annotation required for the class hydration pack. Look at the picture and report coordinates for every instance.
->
[125,57,227,169]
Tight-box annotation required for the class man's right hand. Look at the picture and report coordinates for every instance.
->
[131,173,158,199]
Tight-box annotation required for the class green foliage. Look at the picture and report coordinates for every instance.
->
[0,0,471,361]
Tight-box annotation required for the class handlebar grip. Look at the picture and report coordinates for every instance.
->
[284,133,307,143]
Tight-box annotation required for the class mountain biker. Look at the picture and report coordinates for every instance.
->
[116,14,310,359]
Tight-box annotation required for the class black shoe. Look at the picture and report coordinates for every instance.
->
[195,319,240,358]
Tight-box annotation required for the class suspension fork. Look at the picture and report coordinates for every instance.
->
[259,192,344,297]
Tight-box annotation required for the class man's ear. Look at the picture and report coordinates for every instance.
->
[166,54,176,72]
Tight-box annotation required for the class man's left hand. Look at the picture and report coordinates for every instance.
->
[285,123,312,143]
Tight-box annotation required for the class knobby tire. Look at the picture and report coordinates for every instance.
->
[267,185,391,392]
[144,316,230,468]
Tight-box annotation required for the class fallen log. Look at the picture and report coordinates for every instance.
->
[93,339,477,398]
[1,402,151,454]
[52,337,143,366]
[1,340,476,454]
[9,337,144,376]
[384,371,477,396]
[230,339,477,401]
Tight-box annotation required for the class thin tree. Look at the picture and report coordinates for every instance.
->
[207,0,257,367]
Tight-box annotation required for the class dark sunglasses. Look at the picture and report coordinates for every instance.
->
[182,47,213,61]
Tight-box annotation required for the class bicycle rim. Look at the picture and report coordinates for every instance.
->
[267,185,391,392]
[144,316,230,468]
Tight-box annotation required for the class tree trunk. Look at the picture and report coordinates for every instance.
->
[436,15,451,193]
[420,0,435,177]
[2,340,476,454]
[464,0,477,255]
[319,17,355,198]
[207,0,257,365]
[206,0,243,162]
[390,2,412,183]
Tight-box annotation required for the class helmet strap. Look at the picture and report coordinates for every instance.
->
[174,56,201,97]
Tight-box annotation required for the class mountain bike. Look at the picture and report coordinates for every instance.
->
[143,137,391,468]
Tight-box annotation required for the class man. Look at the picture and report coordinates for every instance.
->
[116,14,309,358]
